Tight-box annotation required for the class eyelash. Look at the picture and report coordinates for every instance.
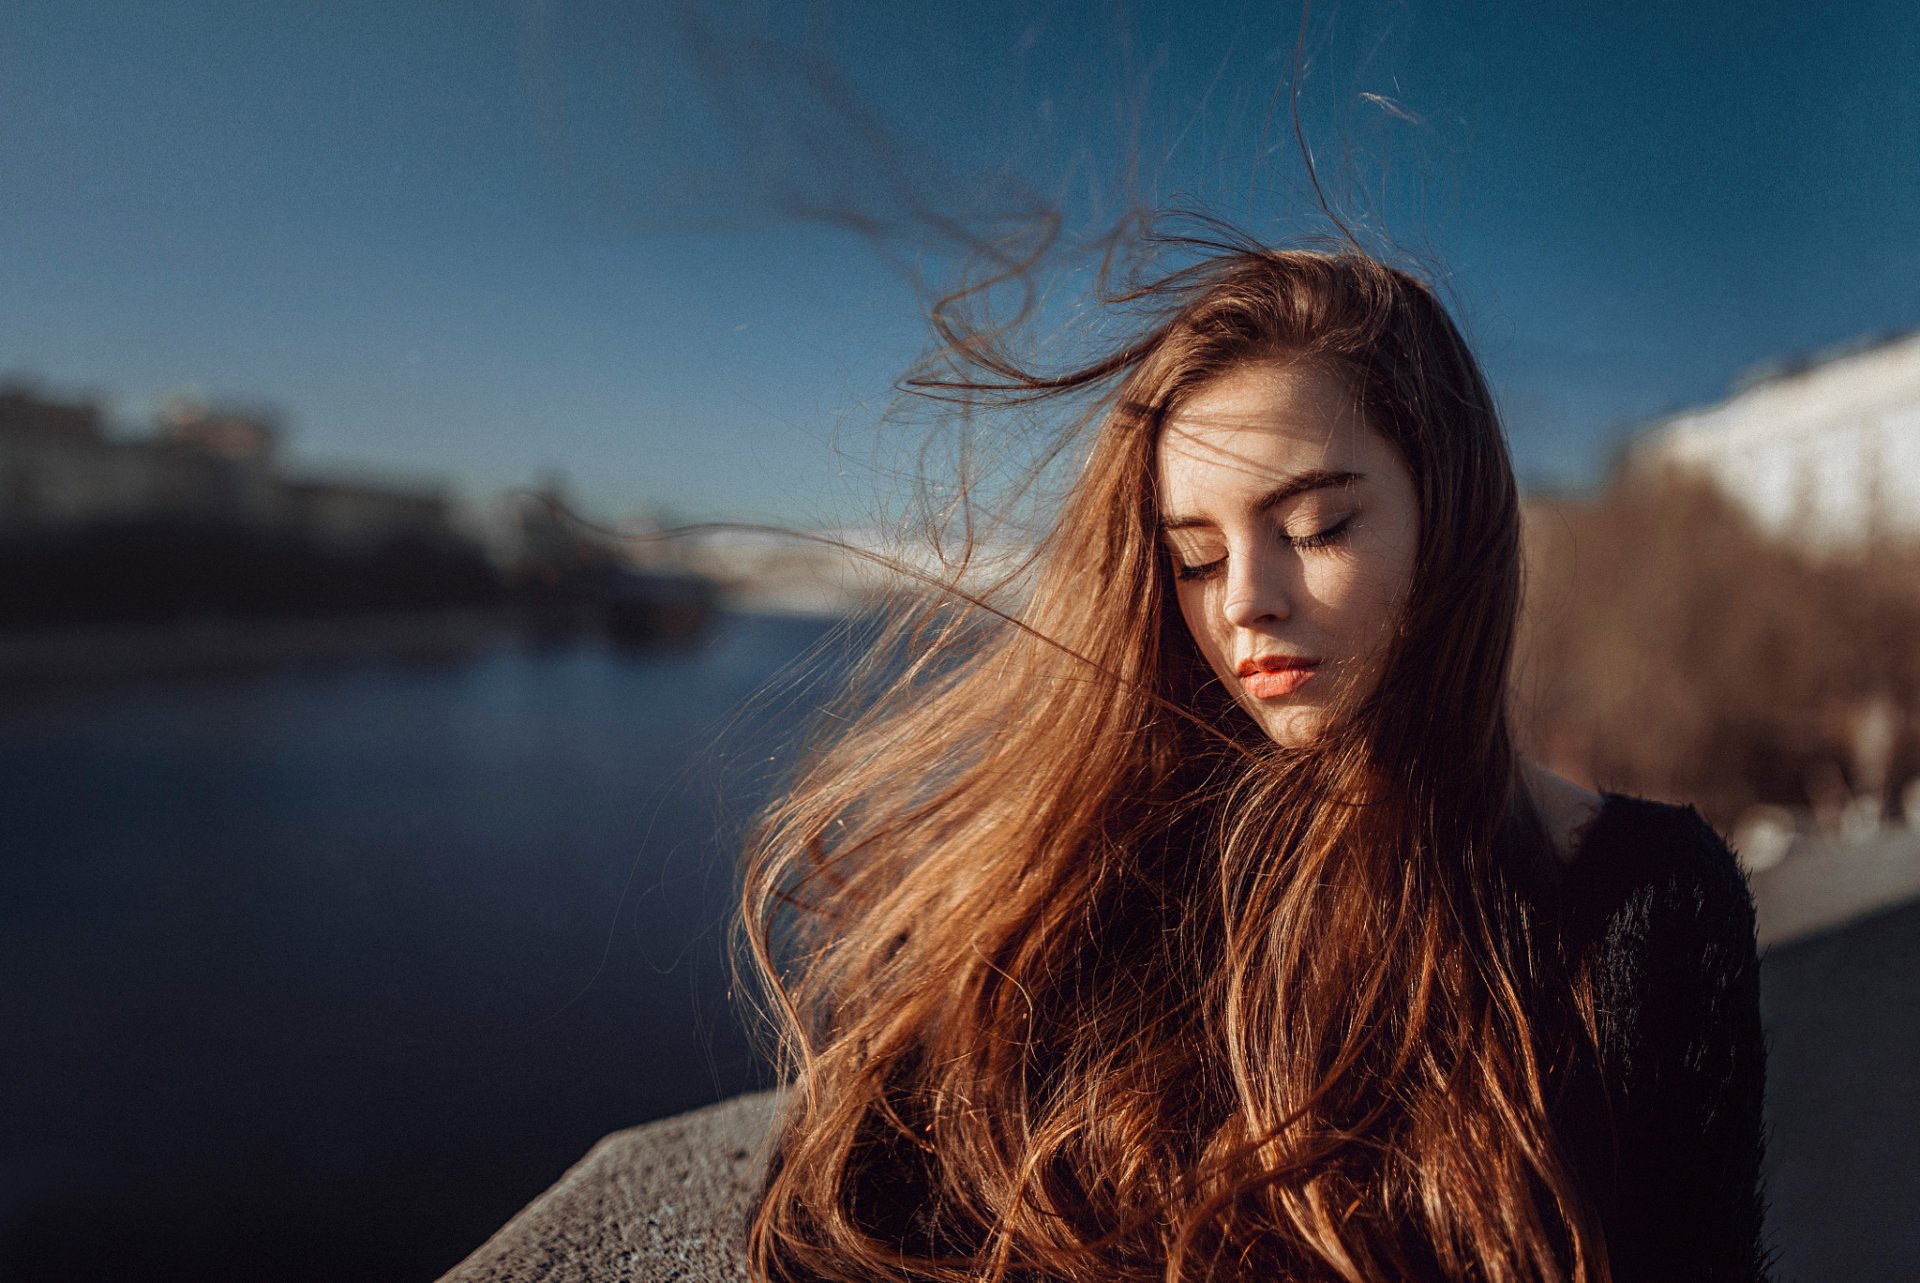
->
[1171,515,1355,581]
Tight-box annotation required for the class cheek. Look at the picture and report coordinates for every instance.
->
[1173,583,1231,673]
[1312,548,1414,648]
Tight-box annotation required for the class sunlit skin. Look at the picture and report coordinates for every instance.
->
[1156,359,1421,749]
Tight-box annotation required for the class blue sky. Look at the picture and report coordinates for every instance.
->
[3,0,1916,525]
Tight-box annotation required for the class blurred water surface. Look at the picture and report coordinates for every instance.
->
[0,613,843,1281]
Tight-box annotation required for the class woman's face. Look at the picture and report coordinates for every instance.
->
[1155,360,1421,748]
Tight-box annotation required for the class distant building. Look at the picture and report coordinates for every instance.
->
[157,394,282,463]
[0,386,454,548]
[281,476,452,550]
[1630,331,1920,548]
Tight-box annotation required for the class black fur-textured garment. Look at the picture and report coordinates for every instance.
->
[441,794,1772,1282]
[1545,794,1774,1281]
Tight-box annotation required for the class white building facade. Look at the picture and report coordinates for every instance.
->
[1633,331,1920,549]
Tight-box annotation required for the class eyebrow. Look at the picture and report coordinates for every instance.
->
[1158,469,1362,532]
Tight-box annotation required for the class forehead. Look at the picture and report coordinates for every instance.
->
[1156,362,1384,504]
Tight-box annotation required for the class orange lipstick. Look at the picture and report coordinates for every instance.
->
[1237,655,1319,699]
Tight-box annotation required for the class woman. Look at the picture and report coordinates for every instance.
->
[445,244,1769,1282]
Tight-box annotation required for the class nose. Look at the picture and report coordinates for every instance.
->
[1220,549,1292,629]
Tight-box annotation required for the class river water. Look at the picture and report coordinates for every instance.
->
[1,612,846,1281]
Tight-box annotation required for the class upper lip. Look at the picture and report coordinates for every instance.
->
[1236,655,1320,677]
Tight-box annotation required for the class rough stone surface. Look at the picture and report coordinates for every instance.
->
[439,1091,779,1283]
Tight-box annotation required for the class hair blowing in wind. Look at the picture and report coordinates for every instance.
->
[736,226,1622,1282]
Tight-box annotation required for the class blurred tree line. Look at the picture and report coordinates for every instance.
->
[1516,470,1920,829]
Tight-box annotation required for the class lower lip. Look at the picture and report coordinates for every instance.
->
[1241,666,1318,699]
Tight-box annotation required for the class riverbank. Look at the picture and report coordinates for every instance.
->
[0,580,742,695]
[0,609,517,691]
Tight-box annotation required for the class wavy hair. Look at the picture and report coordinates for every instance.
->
[741,235,1613,1282]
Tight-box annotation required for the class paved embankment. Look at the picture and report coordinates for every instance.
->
[1760,892,1920,1279]
[1751,827,1920,947]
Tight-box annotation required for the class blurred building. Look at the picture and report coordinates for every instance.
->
[1631,330,1920,548]
[0,386,455,548]
[682,526,1032,616]
[683,526,895,615]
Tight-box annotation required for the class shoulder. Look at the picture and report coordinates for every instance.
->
[1561,795,1761,1045]
[1566,795,1763,1068]
[437,1091,782,1283]
[1566,793,1756,939]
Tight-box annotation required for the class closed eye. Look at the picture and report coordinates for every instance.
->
[1286,513,1355,551]
[1167,515,1356,582]
[1173,556,1225,582]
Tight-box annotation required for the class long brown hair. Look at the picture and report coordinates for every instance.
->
[741,234,1612,1282]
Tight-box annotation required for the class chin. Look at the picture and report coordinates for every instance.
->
[1250,706,1324,749]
